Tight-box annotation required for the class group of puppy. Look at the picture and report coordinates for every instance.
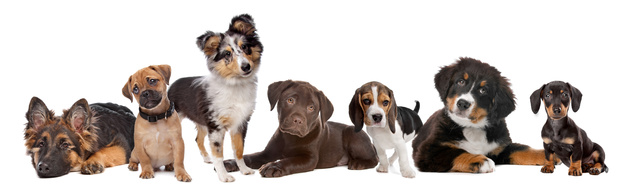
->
[23,14,608,182]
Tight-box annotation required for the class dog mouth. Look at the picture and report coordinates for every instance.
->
[139,90,162,109]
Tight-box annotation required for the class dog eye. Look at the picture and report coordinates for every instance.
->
[60,142,70,150]
[37,141,45,148]
[307,105,314,112]
[241,44,248,50]
[224,51,231,57]
[148,78,159,86]
[382,100,389,106]
[133,86,139,94]
[479,88,486,95]
[362,99,371,105]
[562,93,569,99]
[287,98,295,104]
[457,79,466,86]
[545,94,551,99]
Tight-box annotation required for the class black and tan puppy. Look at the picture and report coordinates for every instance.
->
[122,64,191,182]
[24,97,135,178]
[530,81,608,176]
[223,80,378,177]
[412,57,550,173]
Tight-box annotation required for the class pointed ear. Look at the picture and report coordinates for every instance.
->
[348,89,365,132]
[316,90,334,128]
[491,79,516,120]
[386,89,397,134]
[568,83,582,112]
[122,76,133,102]
[228,14,257,36]
[530,84,545,114]
[197,31,221,57]
[267,80,294,111]
[434,63,457,103]
[26,97,54,132]
[150,65,171,85]
[63,99,92,133]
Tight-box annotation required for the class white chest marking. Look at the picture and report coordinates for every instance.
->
[458,127,499,155]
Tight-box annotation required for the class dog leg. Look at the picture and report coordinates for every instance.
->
[195,124,212,163]
[374,144,389,173]
[135,145,155,179]
[81,145,126,174]
[230,131,254,175]
[541,153,556,173]
[395,144,415,178]
[388,151,398,166]
[209,129,235,182]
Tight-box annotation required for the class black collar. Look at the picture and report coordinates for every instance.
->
[139,101,175,123]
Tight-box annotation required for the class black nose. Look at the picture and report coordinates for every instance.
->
[553,107,561,114]
[141,91,149,98]
[457,99,471,110]
[38,162,50,175]
[372,114,383,123]
[241,63,251,73]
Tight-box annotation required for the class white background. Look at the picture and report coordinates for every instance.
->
[1,0,620,192]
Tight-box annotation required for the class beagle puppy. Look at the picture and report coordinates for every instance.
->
[349,81,423,178]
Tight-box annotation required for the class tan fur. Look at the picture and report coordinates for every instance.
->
[451,152,488,173]
[124,65,191,182]
[469,107,488,124]
[509,148,548,165]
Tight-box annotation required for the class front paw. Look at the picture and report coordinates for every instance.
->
[140,170,155,179]
[347,159,377,170]
[259,162,286,178]
[401,168,416,178]
[223,159,240,172]
[568,167,582,176]
[81,160,104,175]
[541,165,555,173]
[175,170,192,182]
[128,162,139,171]
[376,164,388,173]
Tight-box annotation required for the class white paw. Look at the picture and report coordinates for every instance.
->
[202,154,212,164]
[218,173,235,182]
[376,164,388,173]
[401,167,416,178]
[479,158,495,173]
[239,166,255,175]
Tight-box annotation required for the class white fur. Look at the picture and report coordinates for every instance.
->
[458,127,499,155]
[365,86,416,178]
[447,87,489,128]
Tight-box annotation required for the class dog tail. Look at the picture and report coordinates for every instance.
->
[413,100,420,113]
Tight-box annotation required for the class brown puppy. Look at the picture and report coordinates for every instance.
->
[223,80,378,177]
[122,64,191,182]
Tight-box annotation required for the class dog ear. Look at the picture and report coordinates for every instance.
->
[316,90,334,129]
[491,78,516,120]
[197,31,221,57]
[530,84,546,114]
[63,99,93,134]
[122,76,133,102]
[26,97,54,132]
[267,80,295,111]
[567,82,583,112]
[434,63,458,103]
[348,88,365,132]
[228,14,257,36]
[386,88,397,134]
[150,64,171,85]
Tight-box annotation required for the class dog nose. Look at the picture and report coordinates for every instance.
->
[141,91,149,98]
[553,107,561,114]
[372,114,383,123]
[293,117,303,125]
[457,99,471,110]
[241,63,251,73]
[38,162,50,175]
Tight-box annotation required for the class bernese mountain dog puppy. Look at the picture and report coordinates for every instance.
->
[412,57,551,173]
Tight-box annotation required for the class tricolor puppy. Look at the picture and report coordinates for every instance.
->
[412,57,552,173]
[349,81,422,178]
[122,64,191,182]
[168,14,262,182]
[530,81,608,176]
[24,97,135,178]
[222,80,378,177]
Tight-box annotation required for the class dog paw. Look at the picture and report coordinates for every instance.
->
[478,158,495,173]
[81,161,104,175]
[239,165,255,175]
[568,167,582,176]
[164,164,174,171]
[347,159,377,170]
[175,171,192,182]
[201,152,212,163]
[588,167,602,175]
[541,165,555,173]
[128,162,139,171]
[139,170,155,179]
[401,168,416,178]
[217,172,235,182]
[259,162,286,178]
[376,164,389,173]
[223,159,240,172]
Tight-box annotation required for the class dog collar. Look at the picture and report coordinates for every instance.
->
[139,101,175,123]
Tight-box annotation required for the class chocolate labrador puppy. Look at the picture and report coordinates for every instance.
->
[224,80,378,177]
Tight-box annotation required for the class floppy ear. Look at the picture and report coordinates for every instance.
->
[530,84,546,114]
[150,64,171,85]
[386,88,397,134]
[26,97,54,132]
[197,31,221,57]
[316,91,334,129]
[567,82,582,112]
[434,64,457,103]
[491,79,516,120]
[63,99,92,133]
[348,88,365,132]
[228,14,257,36]
[122,76,133,102]
[267,80,295,111]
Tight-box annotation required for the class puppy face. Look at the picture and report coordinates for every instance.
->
[349,81,397,133]
[530,81,582,120]
[435,58,515,128]
[197,14,263,80]
[24,97,95,178]
[267,80,333,137]
[122,65,171,110]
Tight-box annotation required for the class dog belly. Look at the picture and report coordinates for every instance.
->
[367,127,398,150]
[142,132,174,168]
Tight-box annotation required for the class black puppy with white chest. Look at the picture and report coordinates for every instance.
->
[530,81,608,176]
